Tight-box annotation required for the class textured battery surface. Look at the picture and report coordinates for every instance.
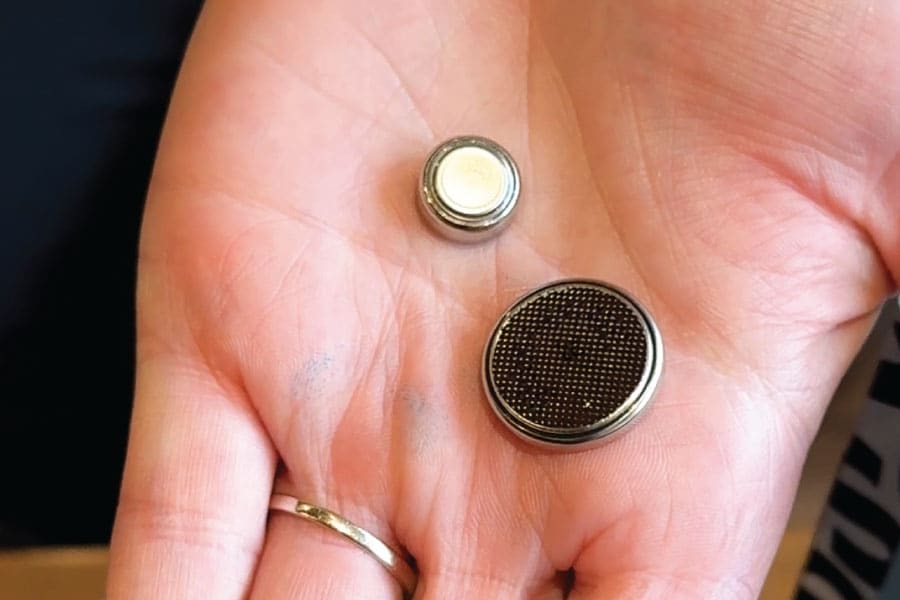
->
[488,283,650,432]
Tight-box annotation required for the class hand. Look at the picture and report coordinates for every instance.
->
[107,1,900,598]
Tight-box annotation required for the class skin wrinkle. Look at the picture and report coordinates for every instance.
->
[383,384,406,543]
[668,54,862,172]
[280,417,317,494]
[573,507,639,587]
[379,154,434,243]
[524,457,578,580]
[478,450,554,588]
[174,254,247,383]
[410,0,444,51]
[515,475,557,578]
[241,34,422,145]
[331,272,403,506]
[187,176,490,325]
[740,151,894,306]
[525,22,579,156]
[425,564,522,597]
[349,22,437,140]
[430,422,542,594]
[207,217,295,312]
[656,459,677,552]
[574,569,756,600]
[329,276,398,488]
[327,357,394,515]
[173,320,257,428]
[646,57,694,283]
[501,17,599,269]
[564,59,657,311]
[282,286,370,496]
[116,499,261,562]
[241,253,311,348]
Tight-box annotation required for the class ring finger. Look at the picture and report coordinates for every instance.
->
[248,475,408,599]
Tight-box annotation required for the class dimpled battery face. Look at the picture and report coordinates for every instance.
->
[483,280,663,449]
[419,136,519,242]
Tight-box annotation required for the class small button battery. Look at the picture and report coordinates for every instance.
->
[419,136,520,242]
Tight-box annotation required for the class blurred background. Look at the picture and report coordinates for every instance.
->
[0,0,202,549]
[0,3,897,599]
[0,2,203,596]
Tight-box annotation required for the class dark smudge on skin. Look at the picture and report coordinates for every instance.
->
[401,390,448,456]
[290,352,336,401]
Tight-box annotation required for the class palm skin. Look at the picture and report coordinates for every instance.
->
[107,1,900,598]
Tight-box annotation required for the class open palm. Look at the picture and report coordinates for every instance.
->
[108,1,900,598]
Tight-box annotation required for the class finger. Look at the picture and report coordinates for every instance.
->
[107,356,275,599]
[567,573,758,600]
[408,445,565,599]
[413,519,563,599]
[559,429,793,600]
[249,487,399,599]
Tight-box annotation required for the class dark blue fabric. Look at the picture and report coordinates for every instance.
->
[0,1,202,546]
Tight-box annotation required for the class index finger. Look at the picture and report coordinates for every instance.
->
[107,355,275,598]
